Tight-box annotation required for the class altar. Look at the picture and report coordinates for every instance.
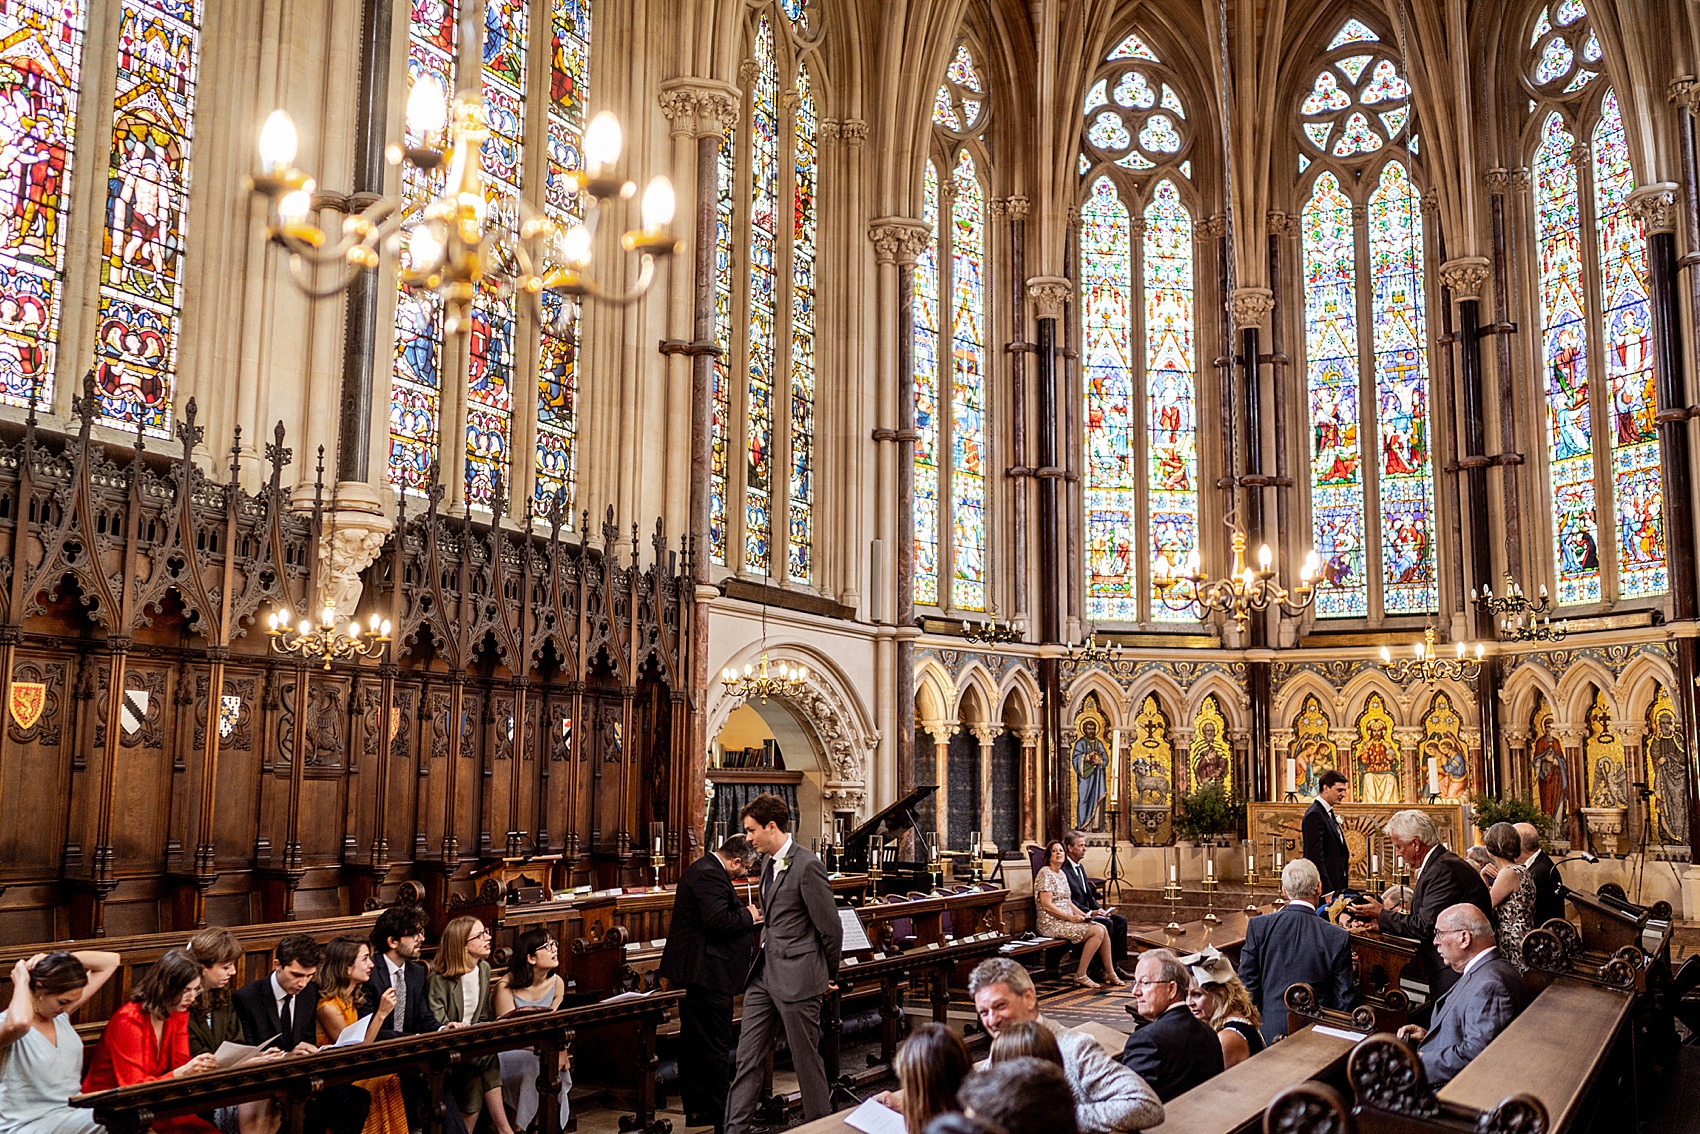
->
[1246,801,1471,886]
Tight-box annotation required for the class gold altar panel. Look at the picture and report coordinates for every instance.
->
[1247,801,1470,886]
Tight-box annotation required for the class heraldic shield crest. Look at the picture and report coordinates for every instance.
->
[9,682,46,731]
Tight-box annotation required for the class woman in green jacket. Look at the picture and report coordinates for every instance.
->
[427,917,515,1134]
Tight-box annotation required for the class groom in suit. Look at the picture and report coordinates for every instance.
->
[725,794,844,1134]
[1396,903,1527,1086]
[1301,769,1351,898]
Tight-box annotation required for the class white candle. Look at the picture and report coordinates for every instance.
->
[1169,863,1177,882]
[1427,757,1440,796]
[1276,849,1284,869]
[1285,757,1297,792]
[1247,853,1255,874]
[1372,853,1380,875]
[1206,857,1214,878]
[654,836,662,853]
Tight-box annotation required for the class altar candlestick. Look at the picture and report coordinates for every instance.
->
[1285,757,1297,793]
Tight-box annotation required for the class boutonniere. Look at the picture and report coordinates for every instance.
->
[774,853,793,876]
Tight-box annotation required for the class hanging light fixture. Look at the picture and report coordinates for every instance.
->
[1152,0,1319,634]
[267,605,392,670]
[246,4,677,336]
[1472,573,1568,642]
[1378,626,1485,685]
[962,603,1025,645]
[721,603,808,704]
[1067,632,1123,665]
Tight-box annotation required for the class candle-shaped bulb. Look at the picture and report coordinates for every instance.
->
[640,176,675,230]
[298,619,311,636]
[349,620,361,639]
[407,222,444,269]
[1474,642,1484,660]
[561,222,593,267]
[1380,645,1392,663]
[277,187,313,226]
[1257,543,1272,570]
[406,74,448,136]
[258,109,298,173]
[1455,640,1465,659]
[584,111,623,173]
[1186,548,1201,575]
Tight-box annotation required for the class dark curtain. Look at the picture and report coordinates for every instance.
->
[947,730,980,848]
[707,780,800,840]
[990,731,1020,852]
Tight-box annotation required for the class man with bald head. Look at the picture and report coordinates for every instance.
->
[1395,904,1527,1087]
[1515,821,1566,925]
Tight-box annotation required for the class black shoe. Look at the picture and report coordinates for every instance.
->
[1114,967,1136,981]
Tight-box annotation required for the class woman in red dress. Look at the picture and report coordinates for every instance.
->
[84,949,219,1134]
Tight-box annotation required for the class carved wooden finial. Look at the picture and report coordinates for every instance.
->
[490,469,508,524]
[229,423,243,481]
[177,397,204,457]
[265,421,292,489]
[73,370,98,437]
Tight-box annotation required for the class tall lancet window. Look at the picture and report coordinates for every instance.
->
[1297,17,1437,620]
[388,0,592,516]
[1525,1,1665,605]
[1078,32,1199,624]
[709,2,821,583]
[913,42,989,612]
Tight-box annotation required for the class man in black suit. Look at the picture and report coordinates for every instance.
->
[1516,821,1566,925]
[1062,831,1132,980]
[1239,858,1357,1043]
[1301,770,1351,898]
[1119,949,1222,1100]
[233,935,370,1134]
[366,903,461,1133]
[659,834,758,1132]
[1348,810,1492,1003]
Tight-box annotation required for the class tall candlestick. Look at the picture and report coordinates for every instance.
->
[1111,728,1122,798]
[1285,757,1297,793]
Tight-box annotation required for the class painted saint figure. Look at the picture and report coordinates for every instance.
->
[1531,715,1568,825]
[1071,718,1108,830]
[1646,696,1688,846]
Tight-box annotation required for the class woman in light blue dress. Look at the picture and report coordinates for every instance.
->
[493,930,570,1132]
[0,949,122,1134]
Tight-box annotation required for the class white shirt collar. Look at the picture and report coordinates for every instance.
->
[773,835,795,864]
[1461,946,1499,978]
[1286,897,1316,910]
[1318,797,1336,816]
[270,971,291,1007]
[1417,844,1440,875]
[387,955,406,980]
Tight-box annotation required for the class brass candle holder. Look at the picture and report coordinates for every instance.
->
[649,845,667,894]
[869,835,884,887]
[1243,852,1261,914]
[1162,877,1185,934]
[927,830,943,890]
[1201,872,1221,925]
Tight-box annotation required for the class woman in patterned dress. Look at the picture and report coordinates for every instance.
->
[1483,822,1538,971]
[1034,841,1124,989]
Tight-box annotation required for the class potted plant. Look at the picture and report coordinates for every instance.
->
[1467,794,1551,838]
[1174,781,1245,846]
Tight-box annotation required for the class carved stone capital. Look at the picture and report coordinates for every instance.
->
[840,119,867,145]
[1026,276,1072,320]
[1420,190,1438,215]
[738,59,760,87]
[1266,210,1294,235]
[819,117,842,143]
[1511,168,1531,189]
[1628,183,1680,233]
[1438,256,1492,298]
[320,487,394,622]
[1228,287,1275,329]
[988,197,1008,219]
[1005,195,1031,219]
[971,725,999,744]
[1485,167,1513,194]
[1015,728,1040,746]
[869,216,932,266]
[1669,77,1698,107]
[658,78,741,138]
[1198,214,1226,238]
[919,718,953,747]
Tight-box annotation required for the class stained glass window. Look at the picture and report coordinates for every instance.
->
[0,0,86,414]
[1303,172,1367,618]
[788,64,816,583]
[1367,161,1436,614]
[1593,89,1665,597]
[534,0,592,520]
[913,42,989,611]
[93,0,204,434]
[1080,32,1196,625]
[1534,113,1599,604]
[914,163,942,606]
[390,0,457,497]
[949,149,986,611]
[1081,177,1136,621]
[711,3,820,579]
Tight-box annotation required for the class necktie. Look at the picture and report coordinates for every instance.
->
[761,856,776,906]
[392,965,407,1030]
[280,993,294,1041]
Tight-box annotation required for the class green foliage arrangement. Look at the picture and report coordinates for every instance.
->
[1174,780,1245,843]
[1468,793,1551,836]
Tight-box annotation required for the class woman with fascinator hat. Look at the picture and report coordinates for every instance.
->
[1177,947,1264,1069]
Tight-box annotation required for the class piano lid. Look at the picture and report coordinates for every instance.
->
[843,785,938,849]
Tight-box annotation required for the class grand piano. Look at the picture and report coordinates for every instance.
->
[841,785,938,894]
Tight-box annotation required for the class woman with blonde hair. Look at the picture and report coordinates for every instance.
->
[1179,947,1263,1068]
[314,936,407,1134]
[427,917,515,1134]
[986,1021,1063,1068]
[893,1023,971,1134]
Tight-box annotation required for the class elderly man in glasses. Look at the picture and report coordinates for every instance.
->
[1117,949,1223,1101]
[1396,903,1527,1087]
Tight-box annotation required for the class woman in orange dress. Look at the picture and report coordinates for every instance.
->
[313,936,408,1134]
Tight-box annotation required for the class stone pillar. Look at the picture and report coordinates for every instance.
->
[1484,171,1527,590]
[1555,724,1588,847]
[1005,197,1032,623]
[1503,726,1530,802]
[1230,288,1275,801]
[1029,277,1071,837]
[920,718,952,848]
[1017,727,1040,845]
[973,724,998,846]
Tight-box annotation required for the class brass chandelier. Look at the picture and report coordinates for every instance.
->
[721,603,808,704]
[246,4,678,334]
[1154,532,1321,631]
[1378,626,1485,685]
[268,606,392,670]
[1472,573,1568,642]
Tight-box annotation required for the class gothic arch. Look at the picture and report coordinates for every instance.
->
[1065,670,1128,731]
[997,668,1040,729]
[1272,670,1346,724]
[957,676,994,728]
[1128,670,1189,723]
[1619,649,1680,719]
[1183,671,1248,731]
[1337,668,1418,726]
[1502,659,1563,731]
[915,657,956,726]
[1557,657,1623,725]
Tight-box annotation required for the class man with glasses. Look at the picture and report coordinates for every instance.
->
[1395,904,1526,1086]
[1117,950,1222,1100]
[1346,809,1491,1004]
[660,834,758,1133]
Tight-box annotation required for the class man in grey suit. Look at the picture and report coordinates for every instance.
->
[1239,858,1357,1043]
[725,794,844,1134]
[1396,903,1527,1087]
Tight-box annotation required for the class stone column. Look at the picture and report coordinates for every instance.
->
[1230,288,1276,800]
[1029,277,1071,837]
[973,724,998,844]
[1503,726,1530,801]
[1485,170,1527,590]
[872,219,933,838]
[1554,724,1588,847]
[920,718,952,848]
[1005,197,1033,623]
[1017,727,1040,845]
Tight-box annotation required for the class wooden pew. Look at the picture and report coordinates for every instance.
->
[1146,1023,1364,1134]
[73,991,682,1134]
[828,932,1008,1079]
[1262,979,1637,1134]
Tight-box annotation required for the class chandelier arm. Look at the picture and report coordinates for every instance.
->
[285,254,374,299]
[563,254,660,307]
